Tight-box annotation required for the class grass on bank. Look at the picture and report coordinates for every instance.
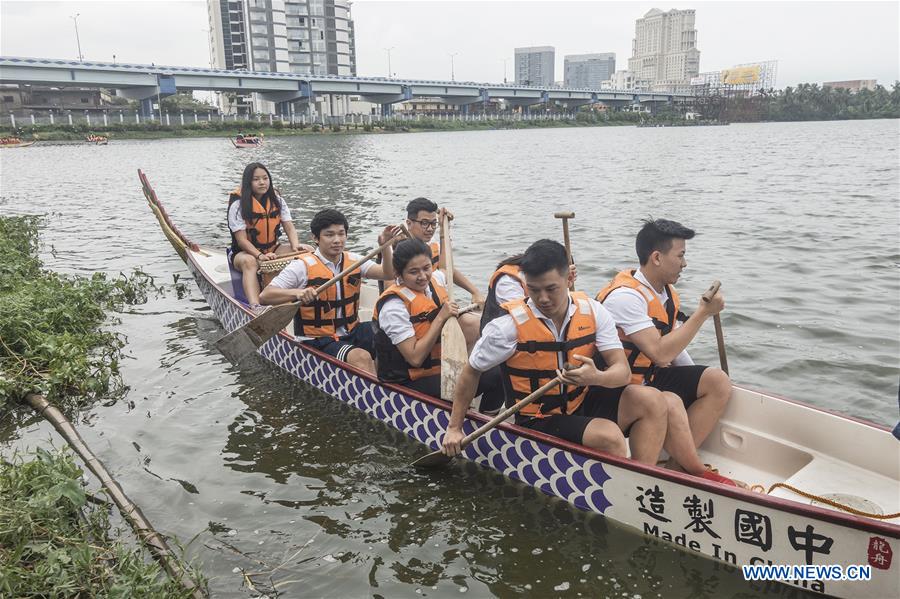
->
[0,447,203,598]
[0,215,152,411]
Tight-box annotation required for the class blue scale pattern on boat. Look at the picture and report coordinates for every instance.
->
[191,263,612,515]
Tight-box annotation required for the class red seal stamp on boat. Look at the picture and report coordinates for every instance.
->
[867,536,892,570]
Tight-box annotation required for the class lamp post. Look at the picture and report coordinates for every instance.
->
[449,52,458,82]
[70,13,84,62]
[502,58,508,84]
[384,47,394,78]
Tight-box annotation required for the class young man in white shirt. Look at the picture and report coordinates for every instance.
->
[441,240,669,464]
[260,209,398,374]
[599,218,735,485]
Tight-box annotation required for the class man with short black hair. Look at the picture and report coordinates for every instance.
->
[598,218,735,484]
[260,208,398,374]
[441,239,668,463]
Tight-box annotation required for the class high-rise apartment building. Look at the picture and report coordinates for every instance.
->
[627,8,700,93]
[209,0,356,112]
[514,46,555,86]
[563,53,616,89]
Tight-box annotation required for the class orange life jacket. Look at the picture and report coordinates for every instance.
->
[293,252,361,338]
[502,291,597,418]
[596,269,688,385]
[228,188,282,254]
[481,263,525,331]
[373,277,449,382]
[429,242,440,266]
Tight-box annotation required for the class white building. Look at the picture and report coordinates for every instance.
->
[627,8,700,93]
[514,46,555,86]
[603,70,636,90]
[563,53,616,89]
[208,0,357,115]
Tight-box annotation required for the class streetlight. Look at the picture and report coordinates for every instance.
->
[70,13,84,62]
[502,58,508,84]
[449,52,458,82]
[384,47,394,78]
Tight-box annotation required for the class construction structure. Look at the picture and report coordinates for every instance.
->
[690,60,778,97]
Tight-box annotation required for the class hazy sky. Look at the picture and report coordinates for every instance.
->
[1,1,898,89]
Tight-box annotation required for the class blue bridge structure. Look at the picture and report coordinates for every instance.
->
[0,56,693,117]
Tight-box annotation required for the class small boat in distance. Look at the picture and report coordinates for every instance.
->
[231,133,263,148]
[0,136,34,148]
[86,134,109,145]
[138,169,898,599]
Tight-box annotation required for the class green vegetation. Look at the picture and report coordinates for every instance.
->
[0,216,151,411]
[0,447,202,598]
[744,82,900,121]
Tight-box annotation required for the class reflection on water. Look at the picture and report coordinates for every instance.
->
[1,120,895,598]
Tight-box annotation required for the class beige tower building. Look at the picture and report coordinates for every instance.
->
[628,8,700,93]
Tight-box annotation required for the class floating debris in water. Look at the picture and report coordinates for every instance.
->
[554,582,570,591]
[323,554,337,562]
[531,548,542,555]
[582,564,590,572]
[227,529,237,536]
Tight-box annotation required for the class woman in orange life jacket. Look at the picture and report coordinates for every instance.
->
[227,162,312,311]
[373,239,503,406]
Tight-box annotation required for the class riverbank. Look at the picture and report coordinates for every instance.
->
[6,114,641,141]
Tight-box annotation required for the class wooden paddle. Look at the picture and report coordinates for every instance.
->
[216,227,406,364]
[701,280,729,374]
[412,374,565,468]
[439,211,468,401]
[554,211,575,291]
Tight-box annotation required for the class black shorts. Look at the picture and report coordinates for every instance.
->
[517,384,628,444]
[305,321,375,361]
[648,365,708,409]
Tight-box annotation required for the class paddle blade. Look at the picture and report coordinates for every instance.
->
[215,303,298,364]
[411,449,454,468]
[440,317,468,401]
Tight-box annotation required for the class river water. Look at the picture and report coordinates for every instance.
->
[1,120,897,598]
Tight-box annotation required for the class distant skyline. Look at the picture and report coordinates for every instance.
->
[1,1,898,89]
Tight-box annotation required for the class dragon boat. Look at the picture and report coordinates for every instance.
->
[231,136,262,148]
[138,169,898,598]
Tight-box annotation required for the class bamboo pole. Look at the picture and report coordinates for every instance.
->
[24,393,205,598]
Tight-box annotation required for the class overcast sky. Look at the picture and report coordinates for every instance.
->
[1,1,898,89]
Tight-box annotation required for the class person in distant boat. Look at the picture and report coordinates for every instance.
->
[260,208,399,374]
[228,162,312,311]
[441,239,669,464]
[598,218,735,485]
[373,238,503,403]
[405,197,483,349]
[481,254,578,331]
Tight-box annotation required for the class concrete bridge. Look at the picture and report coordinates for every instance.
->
[0,56,691,116]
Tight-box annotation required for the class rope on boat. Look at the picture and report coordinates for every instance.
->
[24,393,206,598]
[760,482,900,520]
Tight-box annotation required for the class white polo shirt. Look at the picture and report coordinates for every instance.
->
[494,273,527,305]
[377,270,449,345]
[469,296,623,373]
[227,195,292,233]
[268,248,375,337]
[601,269,693,366]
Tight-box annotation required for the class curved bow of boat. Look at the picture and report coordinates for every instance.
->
[138,169,199,262]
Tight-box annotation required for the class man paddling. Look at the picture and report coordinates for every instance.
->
[405,197,483,349]
[441,239,668,463]
[260,208,398,374]
[598,218,735,484]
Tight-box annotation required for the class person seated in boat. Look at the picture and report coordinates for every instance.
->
[260,208,399,374]
[598,218,735,483]
[405,197,483,349]
[373,238,504,403]
[481,254,578,330]
[441,239,669,464]
[228,162,311,311]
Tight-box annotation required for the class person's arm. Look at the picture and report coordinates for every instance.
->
[259,263,318,305]
[233,229,268,259]
[628,292,724,365]
[557,350,631,388]
[441,363,482,456]
[395,300,458,367]
[451,268,484,305]
[363,225,401,280]
[281,220,303,252]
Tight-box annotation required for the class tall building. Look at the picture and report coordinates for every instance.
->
[209,0,356,112]
[563,53,616,89]
[823,79,877,93]
[628,8,700,93]
[514,46,555,86]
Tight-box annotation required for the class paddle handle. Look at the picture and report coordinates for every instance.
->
[555,212,575,291]
[440,211,455,301]
[459,375,564,449]
[701,280,729,374]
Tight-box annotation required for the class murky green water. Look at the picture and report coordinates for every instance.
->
[2,120,897,597]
